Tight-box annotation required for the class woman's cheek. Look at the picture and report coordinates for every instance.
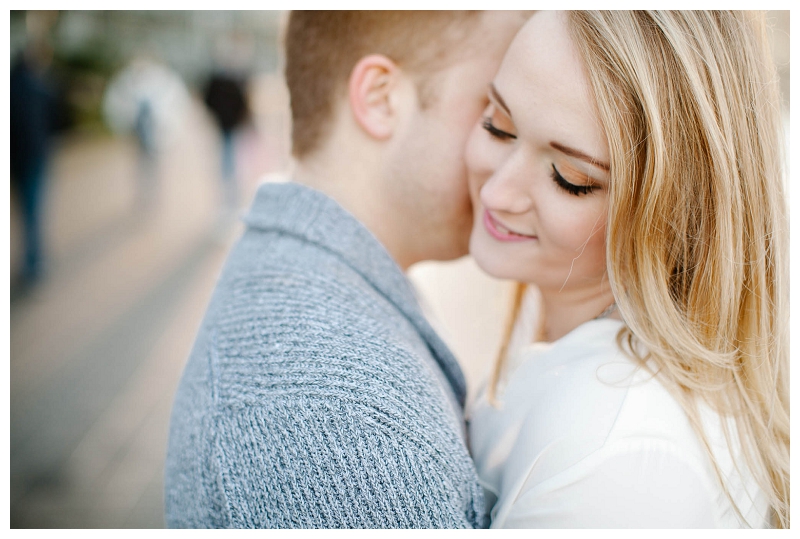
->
[538,198,598,251]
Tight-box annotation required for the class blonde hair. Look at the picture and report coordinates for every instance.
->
[491,11,788,527]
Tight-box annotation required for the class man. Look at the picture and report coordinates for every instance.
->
[165,11,526,528]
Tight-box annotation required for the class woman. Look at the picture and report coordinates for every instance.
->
[467,11,788,528]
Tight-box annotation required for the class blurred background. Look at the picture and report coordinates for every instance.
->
[8,10,790,528]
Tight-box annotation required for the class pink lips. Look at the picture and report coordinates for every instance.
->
[483,210,536,242]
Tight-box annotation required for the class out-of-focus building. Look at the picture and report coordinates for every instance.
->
[11,11,283,83]
[10,10,285,137]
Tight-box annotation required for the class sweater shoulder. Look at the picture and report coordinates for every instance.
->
[192,228,454,420]
[207,272,428,397]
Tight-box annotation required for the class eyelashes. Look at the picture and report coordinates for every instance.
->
[482,117,516,140]
[483,117,597,197]
[551,165,595,196]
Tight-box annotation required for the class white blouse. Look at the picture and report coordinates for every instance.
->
[468,318,770,528]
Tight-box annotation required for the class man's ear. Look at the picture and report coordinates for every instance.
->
[348,54,405,140]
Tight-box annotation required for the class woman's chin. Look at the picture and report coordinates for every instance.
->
[469,234,522,282]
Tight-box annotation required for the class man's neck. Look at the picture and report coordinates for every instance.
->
[293,158,417,272]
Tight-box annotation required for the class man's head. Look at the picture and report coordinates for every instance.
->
[284,11,527,269]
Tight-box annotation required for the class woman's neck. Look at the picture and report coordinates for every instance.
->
[537,285,617,342]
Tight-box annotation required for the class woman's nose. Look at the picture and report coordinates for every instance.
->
[479,158,533,214]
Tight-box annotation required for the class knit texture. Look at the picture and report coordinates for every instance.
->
[164,182,488,528]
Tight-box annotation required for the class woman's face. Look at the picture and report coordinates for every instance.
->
[467,11,611,294]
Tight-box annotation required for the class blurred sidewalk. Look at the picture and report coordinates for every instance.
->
[10,98,249,528]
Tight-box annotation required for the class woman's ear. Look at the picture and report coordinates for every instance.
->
[348,54,404,140]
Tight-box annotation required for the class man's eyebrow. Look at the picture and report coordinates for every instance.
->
[489,83,511,117]
[550,142,610,172]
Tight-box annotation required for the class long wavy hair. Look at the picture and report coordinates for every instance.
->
[490,11,788,527]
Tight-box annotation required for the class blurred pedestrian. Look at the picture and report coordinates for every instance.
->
[103,54,190,209]
[10,42,58,282]
[133,98,157,202]
[203,70,248,211]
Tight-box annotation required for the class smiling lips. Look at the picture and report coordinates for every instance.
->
[483,210,537,242]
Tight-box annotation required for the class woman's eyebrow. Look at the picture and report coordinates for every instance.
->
[550,141,610,172]
[489,83,511,118]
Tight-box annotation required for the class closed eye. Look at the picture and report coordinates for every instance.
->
[551,164,596,196]
[482,118,517,141]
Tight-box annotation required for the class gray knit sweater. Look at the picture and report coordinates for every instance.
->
[164,182,488,528]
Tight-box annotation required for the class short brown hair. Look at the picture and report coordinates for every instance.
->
[284,11,481,158]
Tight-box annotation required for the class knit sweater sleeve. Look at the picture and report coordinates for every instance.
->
[209,396,481,528]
